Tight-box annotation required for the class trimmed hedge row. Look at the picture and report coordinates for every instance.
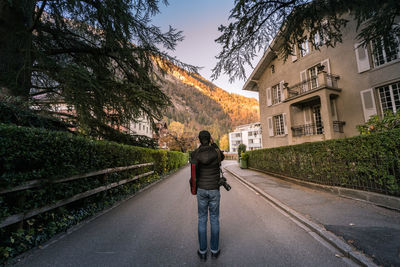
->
[246,129,400,196]
[0,124,188,261]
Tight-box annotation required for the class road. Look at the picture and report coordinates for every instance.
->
[15,161,356,266]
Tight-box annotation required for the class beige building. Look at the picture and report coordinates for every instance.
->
[243,18,400,148]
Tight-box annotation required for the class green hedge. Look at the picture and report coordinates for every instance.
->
[246,129,400,196]
[0,124,188,261]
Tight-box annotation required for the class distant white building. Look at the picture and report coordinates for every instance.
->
[229,122,262,152]
[126,115,153,138]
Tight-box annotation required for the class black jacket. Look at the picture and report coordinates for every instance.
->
[191,143,225,190]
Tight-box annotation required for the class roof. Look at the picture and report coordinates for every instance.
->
[242,34,283,92]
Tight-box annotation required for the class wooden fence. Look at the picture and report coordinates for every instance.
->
[224,152,238,161]
[0,163,154,228]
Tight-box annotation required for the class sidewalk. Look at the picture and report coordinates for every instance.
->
[224,163,400,267]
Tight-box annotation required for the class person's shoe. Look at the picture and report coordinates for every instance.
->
[211,250,220,259]
[197,250,207,261]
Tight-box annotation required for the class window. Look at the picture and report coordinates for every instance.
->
[371,35,400,67]
[300,40,310,57]
[313,33,325,48]
[378,82,400,114]
[272,83,282,104]
[307,64,321,89]
[273,114,285,136]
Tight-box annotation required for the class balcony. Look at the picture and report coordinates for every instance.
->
[292,121,345,137]
[248,143,262,149]
[285,73,340,101]
[291,123,324,137]
[333,121,346,133]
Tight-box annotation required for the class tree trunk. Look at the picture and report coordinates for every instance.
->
[0,0,35,100]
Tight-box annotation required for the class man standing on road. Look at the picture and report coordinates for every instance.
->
[190,130,225,261]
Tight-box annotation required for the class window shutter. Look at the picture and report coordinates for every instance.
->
[291,46,297,62]
[282,113,288,135]
[280,80,285,101]
[354,43,371,73]
[266,87,272,106]
[267,117,274,136]
[300,70,307,92]
[360,88,377,122]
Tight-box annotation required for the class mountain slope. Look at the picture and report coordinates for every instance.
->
[170,68,259,128]
[160,66,259,145]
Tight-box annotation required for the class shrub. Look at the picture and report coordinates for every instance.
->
[238,144,246,159]
[247,129,400,196]
[357,110,400,135]
[0,124,188,261]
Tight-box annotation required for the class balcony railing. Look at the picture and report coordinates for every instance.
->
[292,123,324,137]
[285,73,340,101]
[248,143,262,148]
[333,121,346,133]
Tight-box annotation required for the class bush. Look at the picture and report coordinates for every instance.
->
[247,129,400,196]
[0,124,188,261]
[238,144,246,159]
[357,110,400,135]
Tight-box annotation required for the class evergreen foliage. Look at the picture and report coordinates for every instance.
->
[213,0,400,82]
[0,0,195,136]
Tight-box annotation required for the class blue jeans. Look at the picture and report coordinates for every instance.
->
[197,188,220,254]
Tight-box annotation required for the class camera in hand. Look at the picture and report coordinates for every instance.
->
[219,176,231,191]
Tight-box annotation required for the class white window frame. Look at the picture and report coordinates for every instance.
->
[378,81,400,114]
[371,35,400,67]
[271,83,282,105]
[273,114,286,136]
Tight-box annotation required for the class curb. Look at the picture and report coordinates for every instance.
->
[9,165,188,266]
[249,167,400,211]
[224,167,377,267]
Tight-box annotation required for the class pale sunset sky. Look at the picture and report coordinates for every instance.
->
[152,0,261,100]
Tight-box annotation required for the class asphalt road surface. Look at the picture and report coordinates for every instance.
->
[15,161,356,267]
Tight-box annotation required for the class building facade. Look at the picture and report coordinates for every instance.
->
[126,116,153,138]
[229,122,262,152]
[243,17,400,148]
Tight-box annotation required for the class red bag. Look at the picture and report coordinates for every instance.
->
[190,163,197,195]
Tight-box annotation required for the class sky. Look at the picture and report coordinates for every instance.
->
[152,0,260,100]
